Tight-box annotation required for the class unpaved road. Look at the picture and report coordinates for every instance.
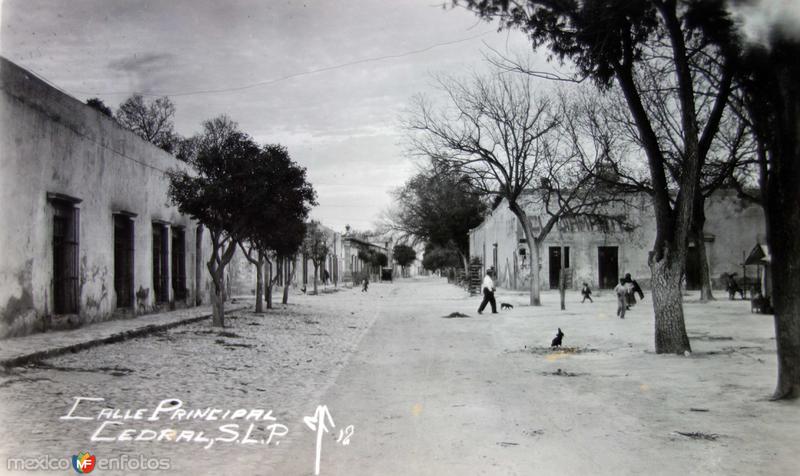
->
[2,277,798,475]
[277,277,798,476]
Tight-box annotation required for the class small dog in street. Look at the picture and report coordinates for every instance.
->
[500,302,513,310]
[551,328,564,348]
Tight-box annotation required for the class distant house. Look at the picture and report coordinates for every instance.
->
[0,57,212,338]
[469,190,766,291]
[341,227,389,283]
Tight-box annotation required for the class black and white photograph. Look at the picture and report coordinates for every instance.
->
[0,0,799,474]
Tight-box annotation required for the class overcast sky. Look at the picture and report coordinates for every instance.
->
[0,0,536,231]
[1,0,796,232]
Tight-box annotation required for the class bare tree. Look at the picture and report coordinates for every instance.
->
[116,94,178,153]
[457,0,738,354]
[406,71,620,305]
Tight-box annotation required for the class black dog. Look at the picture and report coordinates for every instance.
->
[500,303,513,310]
[551,328,564,348]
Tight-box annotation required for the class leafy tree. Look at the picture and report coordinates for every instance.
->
[422,244,462,272]
[386,159,487,273]
[302,221,330,295]
[376,252,388,268]
[167,117,259,326]
[457,0,738,353]
[116,94,179,153]
[86,98,113,117]
[237,144,316,312]
[393,244,417,277]
[357,247,388,278]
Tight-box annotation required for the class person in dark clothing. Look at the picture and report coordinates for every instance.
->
[323,269,330,285]
[362,276,369,292]
[477,269,498,314]
[621,273,644,308]
[581,282,593,303]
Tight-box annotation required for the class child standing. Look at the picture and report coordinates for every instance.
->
[614,279,628,319]
[581,282,593,303]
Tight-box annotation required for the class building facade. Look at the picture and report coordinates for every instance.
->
[0,58,212,338]
[469,190,765,291]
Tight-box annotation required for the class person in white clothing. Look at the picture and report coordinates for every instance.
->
[477,269,498,314]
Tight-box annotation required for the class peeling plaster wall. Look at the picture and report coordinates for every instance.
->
[469,192,765,292]
[0,58,212,338]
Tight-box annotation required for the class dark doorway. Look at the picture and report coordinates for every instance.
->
[113,215,134,308]
[598,246,619,289]
[53,202,79,314]
[172,227,186,301]
[548,246,570,289]
[152,224,169,303]
[685,244,702,290]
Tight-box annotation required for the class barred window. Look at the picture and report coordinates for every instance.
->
[171,226,186,301]
[153,223,169,303]
[113,213,135,308]
[49,194,80,314]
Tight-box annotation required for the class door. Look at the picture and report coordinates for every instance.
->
[549,247,561,289]
[549,246,571,289]
[598,246,619,289]
[114,215,134,308]
[685,244,702,290]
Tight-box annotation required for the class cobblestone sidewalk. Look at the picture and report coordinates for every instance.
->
[0,304,248,367]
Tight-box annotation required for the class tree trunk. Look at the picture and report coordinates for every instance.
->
[266,259,273,310]
[282,259,295,305]
[614,54,697,355]
[649,247,692,354]
[763,44,800,400]
[696,231,714,302]
[206,230,236,328]
[692,195,715,302]
[211,286,225,327]
[559,252,566,311]
[313,264,319,295]
[459,251,469,278]
[508,201,541,306]
[254,251,264,313]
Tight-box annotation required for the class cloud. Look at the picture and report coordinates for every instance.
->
[730,0,800,44]
[107,52,176,73]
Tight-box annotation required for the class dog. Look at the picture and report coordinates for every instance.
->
[551,328,564,348]
[500,302,514,310]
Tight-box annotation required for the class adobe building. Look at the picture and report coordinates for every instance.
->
[0,57,212,338]
[341,227,390,282]
[469,190,765,291]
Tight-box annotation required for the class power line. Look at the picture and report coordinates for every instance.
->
[65,30,494,98]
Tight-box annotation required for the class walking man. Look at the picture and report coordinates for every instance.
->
[477,269,498,314]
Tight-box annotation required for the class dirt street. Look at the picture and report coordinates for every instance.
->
[1,277,798,475]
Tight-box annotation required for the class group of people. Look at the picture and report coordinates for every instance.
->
[614,274,644,319]
[581,274,643,318]
[479,268,644,318]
